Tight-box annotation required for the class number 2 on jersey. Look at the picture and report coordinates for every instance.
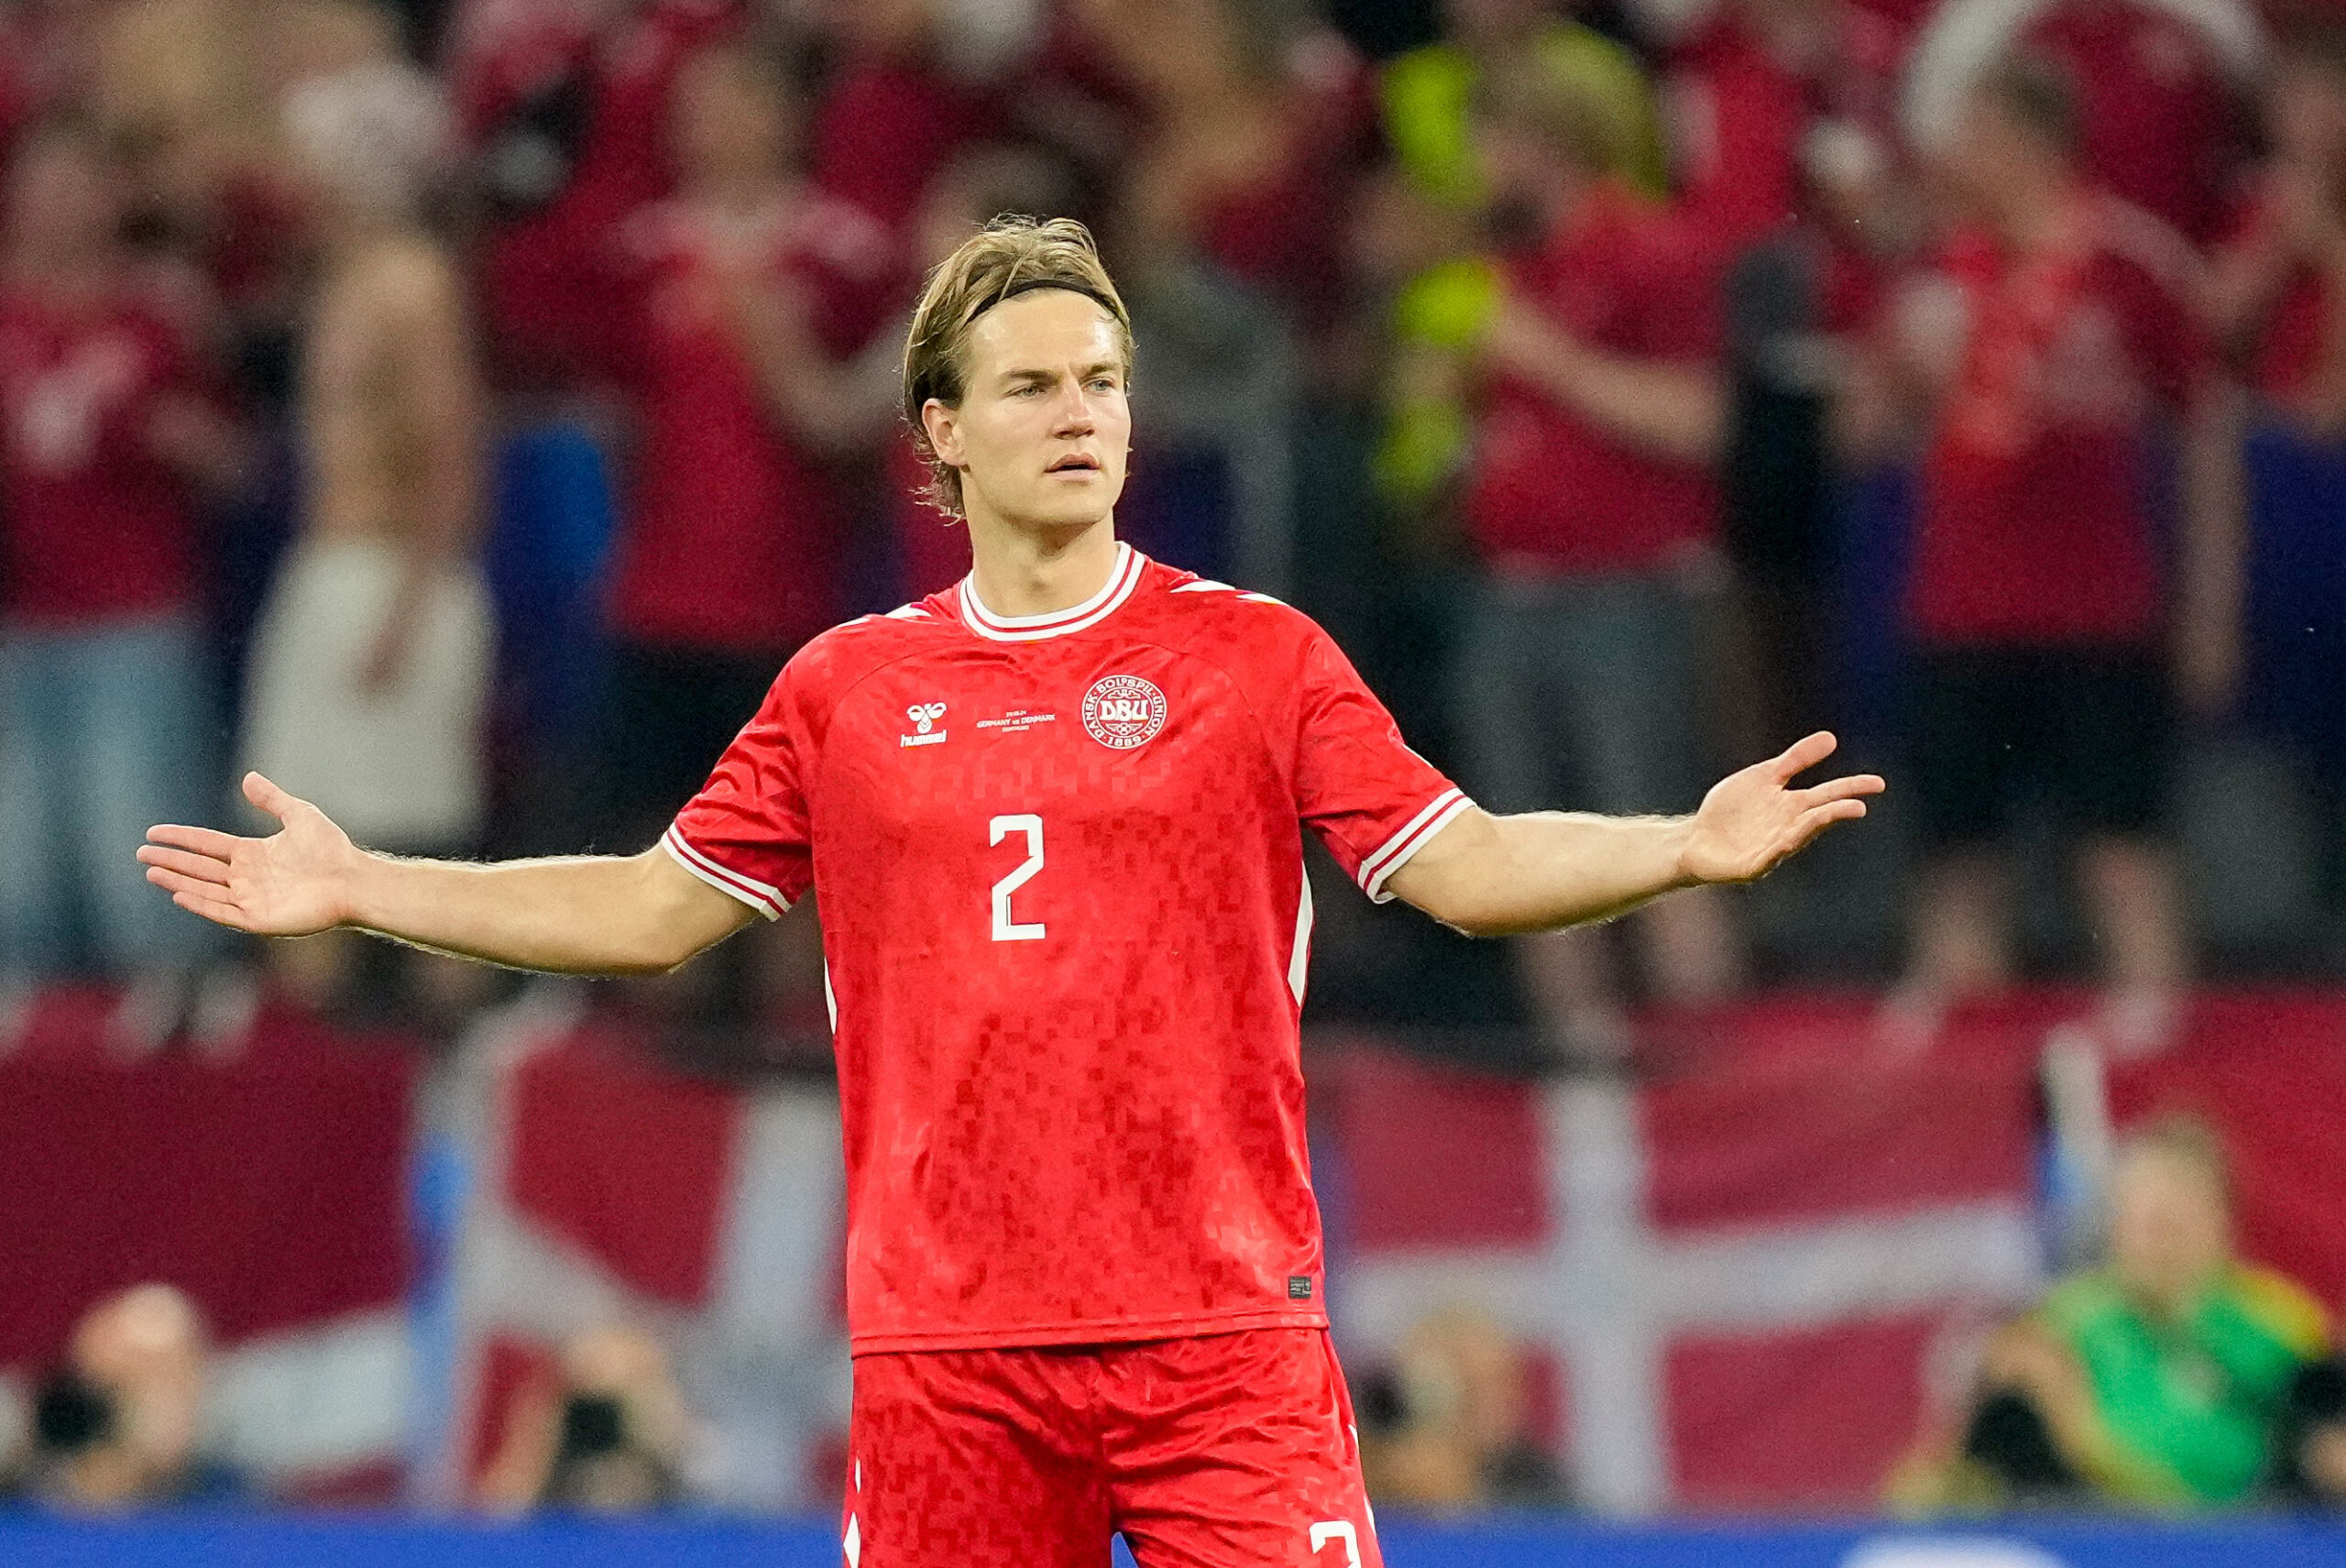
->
[988,814,1046,942]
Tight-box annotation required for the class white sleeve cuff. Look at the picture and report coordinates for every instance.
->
[661,826,787,920]
[1356,788,1474,904]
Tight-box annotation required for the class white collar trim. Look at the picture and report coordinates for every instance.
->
[959,543,1144,641]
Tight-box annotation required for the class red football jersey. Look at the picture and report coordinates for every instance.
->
[666,546,1470,1353]
[0,280,213,626]
[1912,192,2206,647]
[1464,181,1721,579]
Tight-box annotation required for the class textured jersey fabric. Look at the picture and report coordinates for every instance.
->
[668,546,1470,1352]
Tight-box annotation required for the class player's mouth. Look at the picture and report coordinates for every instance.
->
[1047,454,1102,476]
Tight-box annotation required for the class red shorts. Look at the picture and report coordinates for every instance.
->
[839,1327,1383,1568]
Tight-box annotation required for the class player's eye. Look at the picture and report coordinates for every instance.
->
[1088,378,1120,393]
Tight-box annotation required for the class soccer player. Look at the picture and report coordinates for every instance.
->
[139,217,1882,1566]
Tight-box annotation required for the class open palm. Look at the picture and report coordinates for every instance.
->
[1681,732,1886,886]
[137,773,357,936]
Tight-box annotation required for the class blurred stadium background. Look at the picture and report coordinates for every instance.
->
[1,0,2344,1563]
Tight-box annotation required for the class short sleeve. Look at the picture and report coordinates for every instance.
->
[662,665,814,920]
[1293,626,1474,903]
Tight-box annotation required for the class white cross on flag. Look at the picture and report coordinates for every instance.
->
[1319,1005,2046,1513]
[428,996,850,1512]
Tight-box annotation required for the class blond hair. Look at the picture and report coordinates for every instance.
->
[900,214,1134,517]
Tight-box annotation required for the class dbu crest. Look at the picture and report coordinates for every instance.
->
[1081,675,1167,750]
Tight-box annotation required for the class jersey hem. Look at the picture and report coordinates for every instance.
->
[661,826,786,920]
[846,1304,1330,1356]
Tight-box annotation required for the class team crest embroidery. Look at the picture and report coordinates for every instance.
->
[1081,674,1167,750]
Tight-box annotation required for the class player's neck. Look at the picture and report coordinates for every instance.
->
[963,513,1122,620]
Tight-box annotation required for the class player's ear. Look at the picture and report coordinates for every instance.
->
[922,398,965,469]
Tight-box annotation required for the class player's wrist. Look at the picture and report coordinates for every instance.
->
[331,844,384,932]
[1662,815,1708,889]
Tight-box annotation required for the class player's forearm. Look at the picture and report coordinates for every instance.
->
[1388,806,1697,937]
[341,850,712,975]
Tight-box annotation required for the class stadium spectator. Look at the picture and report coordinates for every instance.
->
[238,60,490,1015]
[1903,0,2262,247]
[599,34,888,851]
[2212,21,2346,890]
[466,0,748,391]
[475,1322,692,1515]
[1664,0,1909,262]
[1882,56,2242,1049]
[1369,0,1663,508]
[1453,60,1742,1066]
[0,116,247,982]
[1667,0,1915,752]
[1385,0,1664,212]
[2275,1356,2346,1508]
[802,0,993,243]
[1358,1305,1571,1510]
[13,1284,244,1511]
[1894,1117,2330,1511]
[2213,20,2346,439]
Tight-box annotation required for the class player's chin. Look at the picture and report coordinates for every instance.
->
[1024,476,1120,524]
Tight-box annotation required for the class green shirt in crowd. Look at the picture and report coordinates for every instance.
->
[1373,23,1668,504]
[2038,1264,2330,1508]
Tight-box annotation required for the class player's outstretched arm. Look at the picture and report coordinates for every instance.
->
[138,773,757,975]
[1386,731,1885,938]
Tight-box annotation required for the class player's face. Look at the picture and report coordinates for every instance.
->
[929,289,1131,535]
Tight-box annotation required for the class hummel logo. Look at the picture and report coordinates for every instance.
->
[901,701,949,749]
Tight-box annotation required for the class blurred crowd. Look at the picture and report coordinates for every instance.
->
[1,0,2345,1063]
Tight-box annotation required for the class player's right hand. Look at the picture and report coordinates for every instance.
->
[137,773,357,937]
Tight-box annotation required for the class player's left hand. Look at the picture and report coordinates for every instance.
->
[1678,731,1885,886]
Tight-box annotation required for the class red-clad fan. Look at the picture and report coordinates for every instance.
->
[803,0,992,240]
[2210,21,2346,430]
[2021,0,2256,247]
[1909,0,2260,247]
[1,117,247,977]
[2207,22,2346,818]
[1453,59,1745,1064]
[602,34,892,846]
[467,0,747,389]
[139,217,1881,1567]
[1891,56,2241,1047]
[1666,0,1912,261]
